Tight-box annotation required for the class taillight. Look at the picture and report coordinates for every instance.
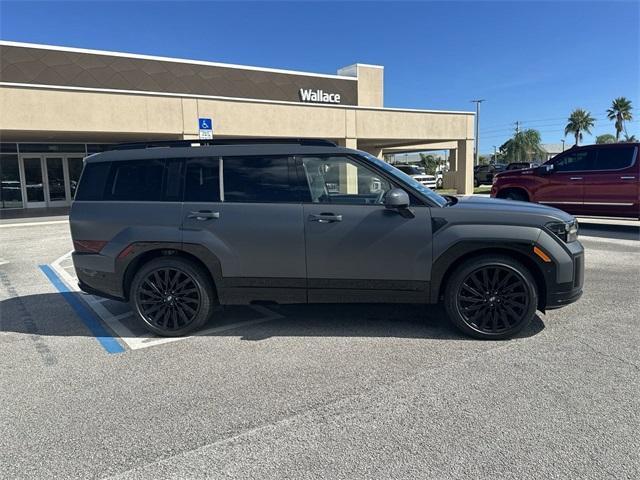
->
[73,240,107,254]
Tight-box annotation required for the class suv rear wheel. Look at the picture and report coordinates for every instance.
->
[130,257,215,337]
[444,255,537,340]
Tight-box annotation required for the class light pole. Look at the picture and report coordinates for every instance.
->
[493,145,497,163]
[561,139,565,152]
[471,99,485,166]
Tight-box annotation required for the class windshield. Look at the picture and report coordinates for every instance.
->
[399,165,425,175]
[360,153,448,207]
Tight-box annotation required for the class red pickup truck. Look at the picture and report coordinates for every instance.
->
[491,143,639,218]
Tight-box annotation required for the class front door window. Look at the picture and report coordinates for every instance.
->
[301,156,391,205]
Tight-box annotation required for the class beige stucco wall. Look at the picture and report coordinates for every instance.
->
[356,65,384,108]
[0,85,475,193]
[0,87,185,135]
[0,86,472,142]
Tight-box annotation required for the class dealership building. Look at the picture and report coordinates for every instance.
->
[0,41,475,212]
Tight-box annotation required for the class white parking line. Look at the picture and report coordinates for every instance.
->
[0,220,69,228]
[48,251,284,350]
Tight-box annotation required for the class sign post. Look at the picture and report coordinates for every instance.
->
[198,118,213,140]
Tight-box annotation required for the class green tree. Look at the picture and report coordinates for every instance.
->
[478,155,491,165]
[419,153,439,175]
[595,133,616,144]
[499,129,546,162]
[606,97,633,142]
[623,133,637,142]
[565,109,595,146]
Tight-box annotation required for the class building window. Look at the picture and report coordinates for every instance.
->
[0,154,23,209]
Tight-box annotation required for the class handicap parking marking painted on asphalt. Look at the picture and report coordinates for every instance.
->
[47,251,284,350]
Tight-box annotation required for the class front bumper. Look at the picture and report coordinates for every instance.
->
[545,249,584,309]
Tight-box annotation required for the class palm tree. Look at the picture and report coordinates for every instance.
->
[500,129,546,162]
[565,109,595,145]
[606,97,633,142]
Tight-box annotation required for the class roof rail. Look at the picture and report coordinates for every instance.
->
[108,138,337,151]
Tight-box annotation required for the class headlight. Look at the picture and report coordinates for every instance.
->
[546,220,579,243]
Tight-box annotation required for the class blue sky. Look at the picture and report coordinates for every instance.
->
[1,1,638,153]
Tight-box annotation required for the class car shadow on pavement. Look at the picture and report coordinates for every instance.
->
[0,293,546,343]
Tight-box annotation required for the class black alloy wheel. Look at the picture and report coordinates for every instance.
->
[457,266,529,334]
[445,256,537,339]
[137,267,201,332]
[503,190,528,202]
[131,257,215,336]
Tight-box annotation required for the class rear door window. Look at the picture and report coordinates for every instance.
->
[222,156,298,203]
[553,150,596,172]
[184,157,220,202]
[593,146,636,171]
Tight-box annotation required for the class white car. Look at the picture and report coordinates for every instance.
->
[394,164,437,189]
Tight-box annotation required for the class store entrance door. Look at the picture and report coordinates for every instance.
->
[19,155,85,208]
[20,156,47,208]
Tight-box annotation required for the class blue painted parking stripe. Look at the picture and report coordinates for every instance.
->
[39,264,125,354]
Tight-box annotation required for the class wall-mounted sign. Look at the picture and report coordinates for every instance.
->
[199,118,213,139]
[299,88,341,104]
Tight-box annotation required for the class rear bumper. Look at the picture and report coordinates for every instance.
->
[72,252,125,301]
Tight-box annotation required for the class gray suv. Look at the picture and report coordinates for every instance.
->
[70,139,584,340]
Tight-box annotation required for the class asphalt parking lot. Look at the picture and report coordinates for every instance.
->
[0,218,639,479]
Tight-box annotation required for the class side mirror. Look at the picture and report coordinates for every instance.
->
[384,188,410,209]
[540,164,554,175]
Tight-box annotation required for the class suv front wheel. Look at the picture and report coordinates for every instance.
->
[130,257,216,337]
[444,255,538,340]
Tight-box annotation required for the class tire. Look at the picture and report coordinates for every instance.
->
[436,179,443,189]
[502,189,528,202]
[444,255,538,340]
[130,256,216,337]
[474,178,479,188]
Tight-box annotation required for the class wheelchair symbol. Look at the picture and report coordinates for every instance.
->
[200,120,210,129]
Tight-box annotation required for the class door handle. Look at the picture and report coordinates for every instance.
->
[569,177,583,180]
[309,213,342,223]
[620,176,636,180]
[188,210,220,220]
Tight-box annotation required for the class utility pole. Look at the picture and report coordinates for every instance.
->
[561,139,565,152]
[471,99,485,166]
[514,121,521,162]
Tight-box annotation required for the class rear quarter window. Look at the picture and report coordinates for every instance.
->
[104,160,165,201]
[76,159,177,202]
[74,162,110,201]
